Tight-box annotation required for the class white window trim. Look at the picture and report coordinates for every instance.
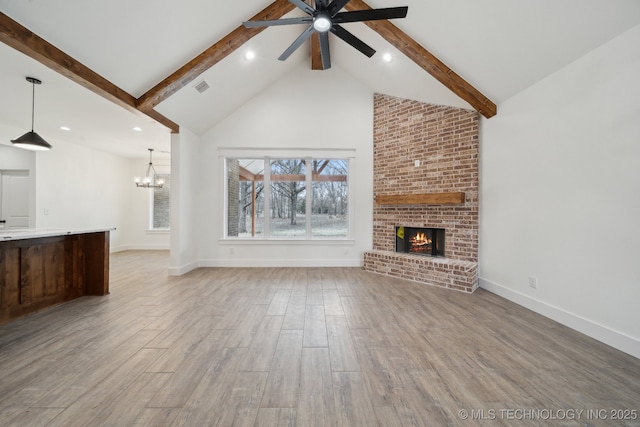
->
[148,166,171,231]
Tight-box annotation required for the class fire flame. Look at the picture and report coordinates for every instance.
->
[410,232,432,249]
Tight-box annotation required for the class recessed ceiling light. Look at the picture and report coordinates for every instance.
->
[133,126,142,132]
[382,53,393,63]
[59,126,71,131]
[245,50,256,60]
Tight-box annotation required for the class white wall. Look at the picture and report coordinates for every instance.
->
[192,63,374,268]
[1,130,37,228]
[0,139,34,170]
[169,129,201,275]
[1,126,168,252]
[480,24,640,358]
[34,139,131,250]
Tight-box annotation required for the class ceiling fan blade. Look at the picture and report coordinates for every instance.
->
[288,0,316,15]
[278,24,315,61]
[331,24,375,57]
[327,0,351,16]
[315,0,329,9]
[333,7,408,24]
[318,31,331,69]
[243,17,312,28]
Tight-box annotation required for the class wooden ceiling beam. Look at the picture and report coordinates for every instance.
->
[309,0,323,70]
[344,0,497,118]
[137,0,296,112]
[311,33,323,70]
[0,11,179,133]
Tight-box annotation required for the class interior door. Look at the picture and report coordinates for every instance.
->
[1,171,30,229]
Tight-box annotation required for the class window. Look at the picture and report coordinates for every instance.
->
[225,157,349,240]
[151,173,170,229]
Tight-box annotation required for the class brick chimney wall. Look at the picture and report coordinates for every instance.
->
[364,94,479,292]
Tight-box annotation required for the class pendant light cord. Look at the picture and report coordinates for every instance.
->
[31,79,35,132]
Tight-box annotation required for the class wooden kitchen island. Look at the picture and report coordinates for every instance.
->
[0,229,112,325]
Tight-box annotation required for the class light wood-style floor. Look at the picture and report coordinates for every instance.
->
[1,251,639,426]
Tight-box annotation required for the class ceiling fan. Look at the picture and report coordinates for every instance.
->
[243,0,408,70]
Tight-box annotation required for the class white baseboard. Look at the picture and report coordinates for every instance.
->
[168,260,199,276]
[110,245,169,253]
[198,258,364,268]
[479,277,640,359]
[168,258,362,276]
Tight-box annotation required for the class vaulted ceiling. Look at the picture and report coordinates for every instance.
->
[1,0,639,158]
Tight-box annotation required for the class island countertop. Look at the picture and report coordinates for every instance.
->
[0,227,115,241]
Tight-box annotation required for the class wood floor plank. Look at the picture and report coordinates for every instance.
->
[169,347,247,426]
[326,315,360,372]
[0,251,638,427]
[282,295,306,330]
[44,348,166,426]
[145,337,236,408]
[332,371,377,426]
[86,372,173,426]
[213,372,268,427]
[1,407,64,427]
[296,347,337,426]
[239,315,284,372]
[254,408,297,426]
[145,328,229,374]
[29,329,162,409]
[261,330,303,408]
[266,289,291,316]
[322,288,344,316]
[355,345,405,407]
[340,296,373,330]
[223,303,269,348]
[306,279,324,306]
[303,304,328,348]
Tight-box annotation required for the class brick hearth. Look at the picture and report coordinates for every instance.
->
[363,94,479,293]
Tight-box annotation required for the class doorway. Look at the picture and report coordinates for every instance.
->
[0,170,30,230]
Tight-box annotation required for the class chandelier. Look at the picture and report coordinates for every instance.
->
[134,148,164,188]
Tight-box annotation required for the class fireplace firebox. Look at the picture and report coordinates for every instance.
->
[395,226,445,257]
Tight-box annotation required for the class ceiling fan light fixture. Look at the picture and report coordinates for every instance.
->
[242,3,407,70]
[313,14,332,32]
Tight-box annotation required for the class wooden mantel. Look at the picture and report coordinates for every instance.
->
[375,192,465,205]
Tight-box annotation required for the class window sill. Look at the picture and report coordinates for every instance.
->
[146,229,170,234]
[219,239,354,246]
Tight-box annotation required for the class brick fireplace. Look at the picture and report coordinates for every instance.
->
[363,94,479,293]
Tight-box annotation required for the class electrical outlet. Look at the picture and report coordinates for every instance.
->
[529,276,538,289]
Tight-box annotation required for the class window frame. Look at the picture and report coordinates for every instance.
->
[220,148,355,242]
[149,173,171,231]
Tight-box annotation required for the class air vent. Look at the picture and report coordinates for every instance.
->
[194,80,210,94]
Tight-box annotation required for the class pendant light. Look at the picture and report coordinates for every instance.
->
[134,148,165,188]
[11,77,53,151]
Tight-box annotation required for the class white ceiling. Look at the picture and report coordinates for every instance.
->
[1,0,639,158]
